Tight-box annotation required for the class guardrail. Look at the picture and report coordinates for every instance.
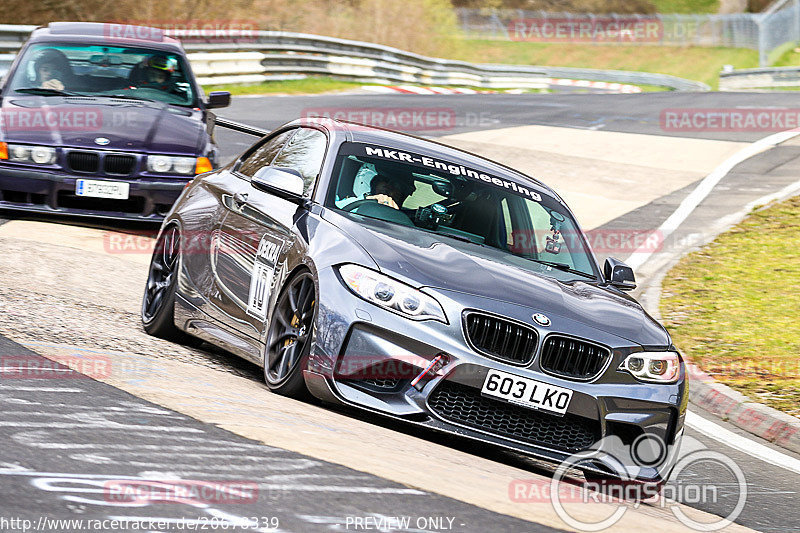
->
[180,31,709,91]
[0,25,709,92]
[719,66,800,90]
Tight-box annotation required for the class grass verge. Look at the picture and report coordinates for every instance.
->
[650,0,720,13]
[660,195,800,417]
[204,77,365,96]
[452,40,759,89]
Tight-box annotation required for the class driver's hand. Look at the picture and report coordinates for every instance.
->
[367,194,399,209]
[42,79,65,91]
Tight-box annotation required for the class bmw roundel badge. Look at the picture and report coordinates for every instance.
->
[532,313,551,327]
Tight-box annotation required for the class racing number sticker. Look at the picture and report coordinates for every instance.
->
[246,235,283,321]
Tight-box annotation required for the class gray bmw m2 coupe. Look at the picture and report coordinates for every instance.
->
[142,117,687,483]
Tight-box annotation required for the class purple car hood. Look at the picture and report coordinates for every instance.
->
[0,96,204,154]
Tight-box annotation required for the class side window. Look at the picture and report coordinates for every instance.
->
[271,128,327,195]
[237,129,295,178]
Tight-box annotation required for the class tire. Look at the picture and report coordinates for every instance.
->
[263,270,316,398]
[141,225,185,341]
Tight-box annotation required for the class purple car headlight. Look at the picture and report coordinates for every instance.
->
[147,155,198,175]
[2,144,56,165]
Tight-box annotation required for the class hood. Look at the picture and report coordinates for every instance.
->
[324,210,669,347]
[0,96,204,153]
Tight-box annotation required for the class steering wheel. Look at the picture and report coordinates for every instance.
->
[342,198,380,212]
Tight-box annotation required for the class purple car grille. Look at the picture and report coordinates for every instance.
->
[66,151,136,176]
[67,151,99,173]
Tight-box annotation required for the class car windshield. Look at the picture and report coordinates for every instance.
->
[327,142,599,281]
[6,43,196,107]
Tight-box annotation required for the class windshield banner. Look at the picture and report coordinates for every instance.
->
[348,143,543,202]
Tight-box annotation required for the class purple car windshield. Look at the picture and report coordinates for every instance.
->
[7,43,196,107]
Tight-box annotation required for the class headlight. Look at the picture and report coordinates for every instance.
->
[31,146,56,164]
[147,155,199,175]
[172,157,196,175]
[338,264,447,323]
[618,351,681,383]
[1,144,56,165]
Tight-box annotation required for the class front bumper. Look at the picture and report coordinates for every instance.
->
[306,266,688,481]
[0,166,188,221]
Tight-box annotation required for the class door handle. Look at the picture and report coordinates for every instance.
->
[233,192,249,208]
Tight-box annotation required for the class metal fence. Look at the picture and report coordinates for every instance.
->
[457,2,800,67]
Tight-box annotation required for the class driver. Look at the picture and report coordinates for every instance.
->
[135,55,176,91]
[33,48,70,91]
[366,174,415,210]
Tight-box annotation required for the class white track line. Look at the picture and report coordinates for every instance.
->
[628,125,800,472]
[685,411,800,475]
[626,128,800,270]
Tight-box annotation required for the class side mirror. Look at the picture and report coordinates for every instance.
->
[604,257,636,291]
[206,91,231,109]
[251,166,305,202]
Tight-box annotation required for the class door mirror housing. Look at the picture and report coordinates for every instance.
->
[251,166,306,203]
[604,257,636,291]
[206,91,231,109]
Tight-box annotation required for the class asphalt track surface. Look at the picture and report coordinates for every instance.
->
[213,92,800,163]
[2,90,800,532]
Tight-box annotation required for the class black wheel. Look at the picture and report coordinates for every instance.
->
[141,225,184,341]
[264,271,316,398]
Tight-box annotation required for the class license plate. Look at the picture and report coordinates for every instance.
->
[75,179,130,200]
[481,369,573,415]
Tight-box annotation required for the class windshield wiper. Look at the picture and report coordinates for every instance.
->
[528,259,597,279]
[15,87,81,96]
[106,94,158,103]
[106,94,193,108]
[435,231,484,246]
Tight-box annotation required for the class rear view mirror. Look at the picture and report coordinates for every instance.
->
[207,91,231,109]
[604,257,636,291]
[251,166,305,203]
